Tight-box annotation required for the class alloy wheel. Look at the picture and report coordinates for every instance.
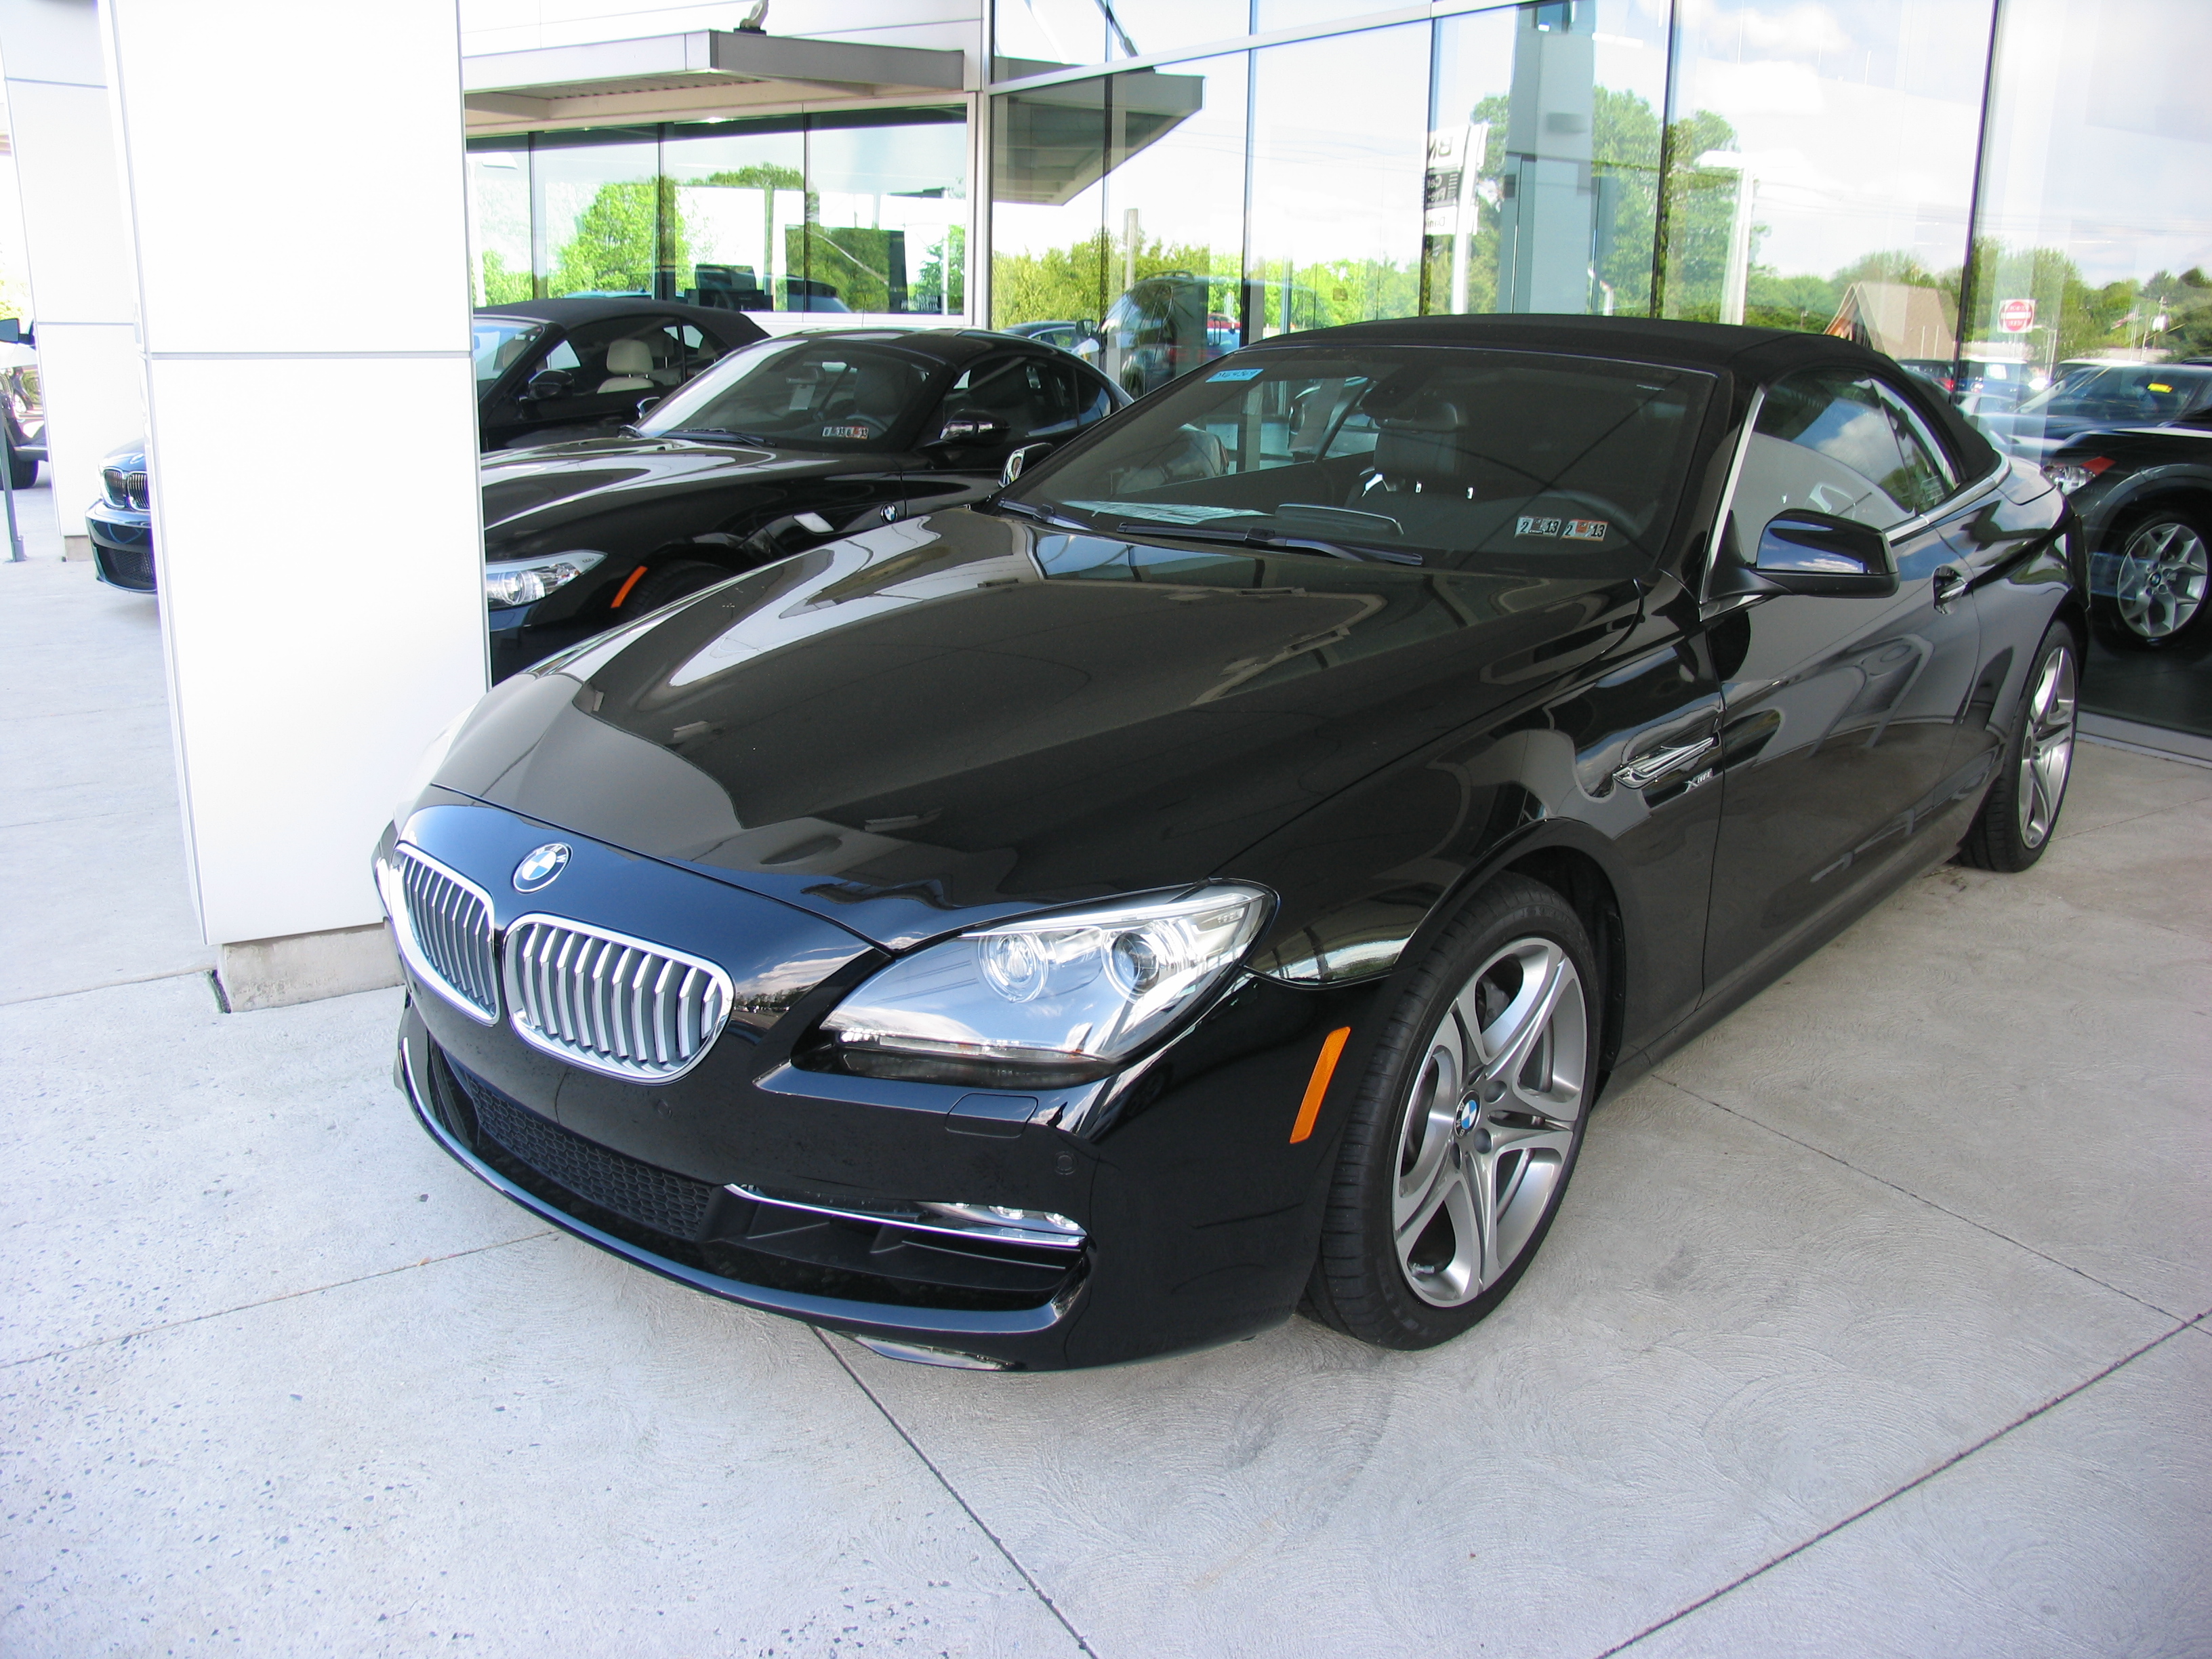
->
[1393,938,1587,1308]
[2115,518,2209,640]
[2015,642,2077,851]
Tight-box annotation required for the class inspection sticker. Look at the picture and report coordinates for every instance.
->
[1209,367,1265,381]
[1516,515,1610,541]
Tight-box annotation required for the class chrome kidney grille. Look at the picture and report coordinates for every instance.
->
[503,917,733,1082]
[384,846,500,1023]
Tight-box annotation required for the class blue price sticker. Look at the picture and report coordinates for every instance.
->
[1209,367,1264,381]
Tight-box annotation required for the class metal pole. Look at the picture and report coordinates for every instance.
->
[2,424,23,562]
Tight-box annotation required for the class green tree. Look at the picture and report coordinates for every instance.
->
[480,249,534,305]
[551,178,687,295]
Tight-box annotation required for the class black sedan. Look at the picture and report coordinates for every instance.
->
[1976,361,2212,462]
[2044,421,2212,647]
[379,316,2081,1372]
[474,296,766,451]
[480,327,1124,678]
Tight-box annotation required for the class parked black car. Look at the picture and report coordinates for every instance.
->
[380,316,2081,1372]
[1975,361,2212,460]
[480,327,1125,678]
[475,296,769,451]
[2045,419,2212,645]
[87,443,153,592]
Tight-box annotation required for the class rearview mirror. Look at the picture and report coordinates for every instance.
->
[1001,441,1054,485]
[523,369,571,402]
[936,413,1008,449]
[1753,510,1897,598]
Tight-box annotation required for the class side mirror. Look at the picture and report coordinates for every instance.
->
[935,412,1008,449]
[1001,441,1054,486]
[635,394,662,419]
[523,369,571,403]
[0,319,18,344]
[1753,510,1898,597]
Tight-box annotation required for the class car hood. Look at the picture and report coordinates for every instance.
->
[424,508,1641,949]
[480,433,897,542]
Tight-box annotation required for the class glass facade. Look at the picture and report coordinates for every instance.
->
[464,110,966,316]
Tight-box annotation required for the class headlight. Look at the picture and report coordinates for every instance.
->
[819,884,1273,1084]
[2043,457,2112,495]
[485,550,605,609]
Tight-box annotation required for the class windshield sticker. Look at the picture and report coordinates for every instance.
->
[1209,367,1264,382]
[821,424,872,439]
[1516,515,1609,542]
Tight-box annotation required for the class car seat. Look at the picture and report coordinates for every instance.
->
[597,337,656,394]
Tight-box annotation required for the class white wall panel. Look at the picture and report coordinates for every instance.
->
[145,356,487,943]
[29,323,141,520]
[106,0,474,356]
[104,0,487,952]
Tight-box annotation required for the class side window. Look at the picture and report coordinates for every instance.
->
[533,319,693,397]
[1073,369,1117,428]
[1734,371,1921,554]
[935,354,1079,443]
[1872,379,1957,512]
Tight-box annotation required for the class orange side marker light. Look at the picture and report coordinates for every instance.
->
[609,565,649,609]
[1290,1026,1353,1144]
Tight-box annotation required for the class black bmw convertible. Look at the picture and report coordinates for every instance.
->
[379,315,2083,1371]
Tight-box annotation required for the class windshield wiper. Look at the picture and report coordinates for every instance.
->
[987,498,1094,533]
[1113,520,1423,566]
[659,427,773,445]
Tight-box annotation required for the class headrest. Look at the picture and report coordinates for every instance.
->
[605,337,654,374]
[1372,398,1472,482]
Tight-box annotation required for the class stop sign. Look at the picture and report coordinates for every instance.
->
[1999,298,2036,333]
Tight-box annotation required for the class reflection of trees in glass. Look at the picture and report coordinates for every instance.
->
[1424,85,1665,317]
[994,230,1236,327]
[551,179,686,295]
[480,251,534,305]
[913,226,966,314]
[1961,239,2212,363]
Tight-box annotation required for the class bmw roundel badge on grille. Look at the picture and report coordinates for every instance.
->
[512,842,571,892]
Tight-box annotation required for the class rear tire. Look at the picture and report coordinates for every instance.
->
[1303,876,1597,1351]
[5,437,33,490]
[1958,622,2078,873]
[2091,506,2210,649]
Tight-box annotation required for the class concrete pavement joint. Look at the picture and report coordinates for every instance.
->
[814,1326,1103,1658]
[1,1229,554,1370]
[0,964,217,1008]
[1647,1073,2193,1324]
[1597,1317,2201,1656]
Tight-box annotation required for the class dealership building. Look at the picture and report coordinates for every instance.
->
[2,0,2207,983]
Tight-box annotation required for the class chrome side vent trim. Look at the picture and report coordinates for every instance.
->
[503,916,733,1082]
[378,844,500,1024]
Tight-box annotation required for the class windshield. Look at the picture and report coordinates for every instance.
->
[636,335,935,449]
[2015,364,2212,421]
[474,319,545,389]
[1003,346,1712,572]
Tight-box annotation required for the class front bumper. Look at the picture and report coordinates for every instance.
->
[85,501,155,592]
[384,796,1376,1369]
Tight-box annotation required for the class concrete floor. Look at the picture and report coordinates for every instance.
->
[5,536,2209,1658]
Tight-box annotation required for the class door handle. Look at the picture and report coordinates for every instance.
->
[1614,735,1717,791]
[1933,565,1969,610]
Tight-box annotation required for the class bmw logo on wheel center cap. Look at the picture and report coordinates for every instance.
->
[513,842,571,892]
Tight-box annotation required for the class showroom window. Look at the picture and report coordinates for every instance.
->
[465,110,968,316]
[1656,0,1993,357]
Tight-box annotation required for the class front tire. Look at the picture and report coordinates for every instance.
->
[1959,623,2078,872]
[621,558,729,614]
[1304,876,1597,1351]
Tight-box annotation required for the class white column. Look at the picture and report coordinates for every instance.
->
[0,0,140,552]
[102,0,489,1007]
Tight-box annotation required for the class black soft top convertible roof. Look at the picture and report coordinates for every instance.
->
[476,295,768,345]
[1262,314,2001,479]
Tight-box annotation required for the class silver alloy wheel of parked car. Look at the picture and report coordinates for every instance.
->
[2114,516,2209,640]
[1393,938,1587,1307]
[2016,640,2078,851]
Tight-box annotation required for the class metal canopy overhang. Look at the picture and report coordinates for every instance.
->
[463,30,967,132]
